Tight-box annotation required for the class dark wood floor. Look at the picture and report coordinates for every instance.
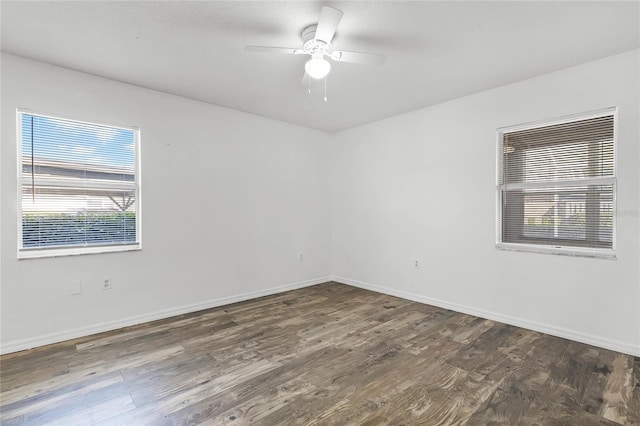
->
[1,282,638,425]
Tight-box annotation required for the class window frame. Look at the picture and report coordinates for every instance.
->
[16,109,142,259]
[495,108,617,259]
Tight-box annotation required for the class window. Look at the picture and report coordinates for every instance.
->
[17,110,141,258]
[497,108,616,258]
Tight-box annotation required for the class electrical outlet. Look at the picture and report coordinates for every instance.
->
[298,253,304,261]
[71,281,82,295]
[101,277,112,290]
[414,259,420,269]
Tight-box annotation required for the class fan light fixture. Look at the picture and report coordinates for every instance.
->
[245,6,388,100]
[305,55,331,79]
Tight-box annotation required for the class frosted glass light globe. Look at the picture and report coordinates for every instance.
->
[305,56,331,79]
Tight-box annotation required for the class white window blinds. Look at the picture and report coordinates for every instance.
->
[497,110,615,257]
[18,111,141,258]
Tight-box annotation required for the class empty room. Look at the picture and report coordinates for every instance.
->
[1,1,639,424]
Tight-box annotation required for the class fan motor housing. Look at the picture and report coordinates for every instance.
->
[301,25,331,55]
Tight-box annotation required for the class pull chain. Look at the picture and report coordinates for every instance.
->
[305,73,328,101]
[324,75,327,102]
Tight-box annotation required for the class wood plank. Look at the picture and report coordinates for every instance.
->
[1,282,636,425]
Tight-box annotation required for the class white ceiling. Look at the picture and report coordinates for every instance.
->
[1,1,638,133]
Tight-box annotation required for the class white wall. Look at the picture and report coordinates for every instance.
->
[0,54,332,353]
[2,50,639,356]
[330,49,640,356]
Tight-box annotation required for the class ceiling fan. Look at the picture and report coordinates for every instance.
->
[245,6,387,81]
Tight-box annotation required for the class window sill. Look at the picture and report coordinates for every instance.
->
[496,243,616,260]
[18,244,141,260]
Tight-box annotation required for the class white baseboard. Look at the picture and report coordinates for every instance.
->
[0,276,331,355]
[332,275,640,357]
[5,275,637,357]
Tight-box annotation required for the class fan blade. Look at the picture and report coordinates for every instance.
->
[245,46,304,55]
[314,6,343,43]
[331,50,387,66]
